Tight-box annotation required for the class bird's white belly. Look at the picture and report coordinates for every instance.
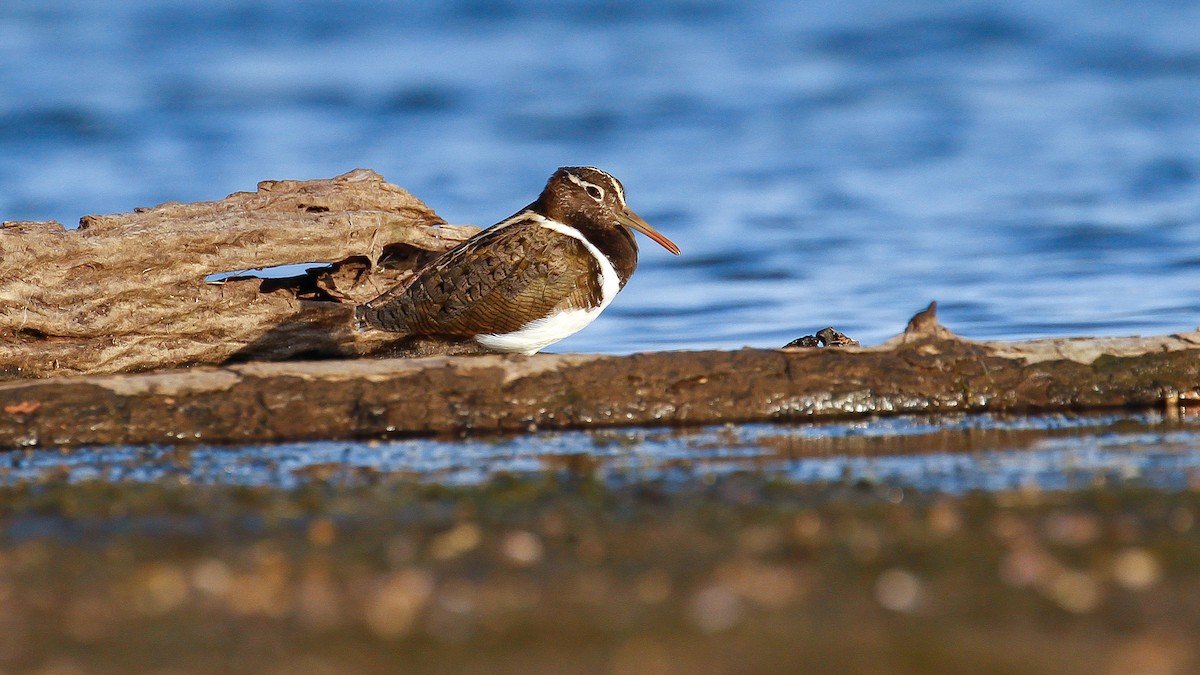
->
[475,306,605,355]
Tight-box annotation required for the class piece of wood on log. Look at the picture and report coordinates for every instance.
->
[0,170,480,378]
[2,306,1199,449]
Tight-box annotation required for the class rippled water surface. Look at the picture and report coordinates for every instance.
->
[6,413,1200,493]
[3,0,1199,352]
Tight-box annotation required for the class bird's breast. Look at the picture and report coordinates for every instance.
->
[474,219,622,355]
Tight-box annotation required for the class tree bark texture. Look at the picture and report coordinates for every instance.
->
[1,313,1198,449]
[0,169,478,378]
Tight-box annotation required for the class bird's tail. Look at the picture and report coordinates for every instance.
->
[355,301,405,333]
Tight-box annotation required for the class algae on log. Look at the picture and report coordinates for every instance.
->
[1,309,1199,449]
[0,170,479,378]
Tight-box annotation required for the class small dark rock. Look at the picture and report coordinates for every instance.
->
[815,327,859,347]
[783,327,859,349]
[783,335,822,349]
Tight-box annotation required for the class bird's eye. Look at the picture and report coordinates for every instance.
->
[585,185,603,201]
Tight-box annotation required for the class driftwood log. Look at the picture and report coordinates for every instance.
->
[0,169,479,378]
[2,171,1199,448]
[1,308,1198,448]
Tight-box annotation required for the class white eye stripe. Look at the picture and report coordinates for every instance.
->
[581,167,626,206]
[566,171,605,201]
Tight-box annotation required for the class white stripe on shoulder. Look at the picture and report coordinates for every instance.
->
[535,220,621,307]
[489,209,547,232]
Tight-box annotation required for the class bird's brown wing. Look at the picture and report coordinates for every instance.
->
[359,218,603,337]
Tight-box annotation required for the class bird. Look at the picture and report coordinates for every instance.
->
[356,166,680,355]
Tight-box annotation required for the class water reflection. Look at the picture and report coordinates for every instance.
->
[4,413,1200,493]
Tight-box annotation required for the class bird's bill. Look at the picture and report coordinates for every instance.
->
[617,210,681,255]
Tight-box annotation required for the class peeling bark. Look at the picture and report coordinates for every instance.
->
[0,169,479,378]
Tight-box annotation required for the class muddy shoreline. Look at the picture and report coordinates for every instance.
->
[1,476,1196,674]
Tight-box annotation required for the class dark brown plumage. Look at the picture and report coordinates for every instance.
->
[357,166,679,354]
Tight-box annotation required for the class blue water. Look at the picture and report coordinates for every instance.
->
[6,413,1200,493]
[2,0,1199,352]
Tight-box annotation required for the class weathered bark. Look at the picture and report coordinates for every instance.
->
[1,309,1198,448]
[3,173,1199,447]
[0,169,479,378]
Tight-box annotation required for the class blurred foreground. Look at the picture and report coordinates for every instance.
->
[2,413,1200,674]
